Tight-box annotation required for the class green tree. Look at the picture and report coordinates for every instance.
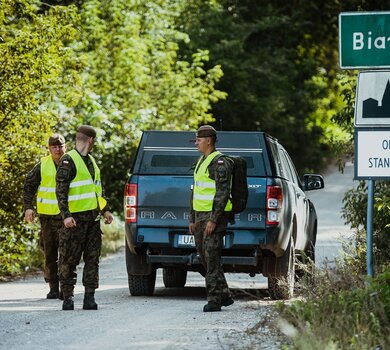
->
[178,0,354,172]
[54,0,227,211]
[0,0,227,275]
[0,0,81,274]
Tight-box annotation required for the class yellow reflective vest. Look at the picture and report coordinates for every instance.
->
[193,151,232,212]
[37,155,60,215]
[67,150,106,213]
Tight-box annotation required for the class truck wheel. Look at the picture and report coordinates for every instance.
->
[163,268,187,288]
[268,238,295,300]
[128,270,156,296]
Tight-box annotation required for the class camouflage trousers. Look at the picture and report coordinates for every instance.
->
[39,217,62,284]
[193,212,231,304]
[58,219,102,297]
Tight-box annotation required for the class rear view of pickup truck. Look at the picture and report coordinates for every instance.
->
[124,131,324,299]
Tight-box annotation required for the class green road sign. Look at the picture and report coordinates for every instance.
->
[339,12,390,69]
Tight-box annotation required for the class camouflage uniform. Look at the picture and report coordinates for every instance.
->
[56,151,109,298]
[24,161,62,285]
[190,154,233,305]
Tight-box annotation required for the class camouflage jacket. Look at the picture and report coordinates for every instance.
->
[23,159,62,219]
[55,150,110,221]
[190,152,233,224]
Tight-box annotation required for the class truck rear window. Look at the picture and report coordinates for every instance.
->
[137,148,266,176]
[151,154,198,169]
[139,149,199,175]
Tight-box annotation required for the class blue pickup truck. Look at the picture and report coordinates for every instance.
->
[124,131,324,299]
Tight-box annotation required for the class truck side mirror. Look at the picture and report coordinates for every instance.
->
[303,174,324,191]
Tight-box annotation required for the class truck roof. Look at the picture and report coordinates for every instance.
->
[140,130,272,148]
[130,130,273,176]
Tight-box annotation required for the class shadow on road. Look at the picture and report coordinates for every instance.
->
[151,285,269,301]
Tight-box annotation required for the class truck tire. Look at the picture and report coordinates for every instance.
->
[125,242,156,296]
[128,270,156,296]
[162,268,187,288]
[268,238,295,300]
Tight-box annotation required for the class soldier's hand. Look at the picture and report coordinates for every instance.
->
[64,217,76,228]
[205,221,216,235]
[25,209,35,223]
[189,223,195,235]
[103,211,113,224]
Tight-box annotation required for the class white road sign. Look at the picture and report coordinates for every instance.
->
[355,70,390,126]
[355,129,390,179]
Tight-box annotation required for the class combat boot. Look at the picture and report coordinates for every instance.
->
[83,292,98,310]
[46,282,59,299]
[62,296,74,311]
[221,297,234,307]
[203,301,221,312]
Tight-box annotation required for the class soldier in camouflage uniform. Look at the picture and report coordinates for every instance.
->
[189,125,234,312]
[56,125,113,311]
[23,133,67,299]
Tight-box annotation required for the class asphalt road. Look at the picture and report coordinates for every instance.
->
[307,162,356,265]
[0,164,356,350]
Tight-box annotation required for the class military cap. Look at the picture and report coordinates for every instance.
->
[48,133,66,146]
[196,125,217,138]
[77,125,96,139]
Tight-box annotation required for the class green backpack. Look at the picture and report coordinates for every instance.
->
[219,155,248,214]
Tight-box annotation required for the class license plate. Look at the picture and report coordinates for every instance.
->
[177,234,196,247]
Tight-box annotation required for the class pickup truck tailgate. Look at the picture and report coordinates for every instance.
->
[136,175,267,230]
[137,175,193,227]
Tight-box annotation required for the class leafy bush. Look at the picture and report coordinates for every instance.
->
[342,181,390,270]
[0,221,43,277]
[278,265,390,350]
[0,1,80,277]
[101,216,124,256]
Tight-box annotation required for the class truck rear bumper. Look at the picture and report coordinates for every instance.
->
[126,224,268,249]
[147,252,258,266]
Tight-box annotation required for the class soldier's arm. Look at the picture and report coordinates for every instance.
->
[210,157,232,223]
[100,185,112,214]
[189,190,195,223]
[188,190,196,234]
[23,162,41,211]
[189,160,198,227]
[56,155,76,219]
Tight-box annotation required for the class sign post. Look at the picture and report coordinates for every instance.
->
[340,11,390,277]
[367,180,374,277]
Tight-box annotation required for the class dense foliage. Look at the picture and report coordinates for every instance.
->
[0,1,81,274]
[0,0,226,275]
[178,0,349,172]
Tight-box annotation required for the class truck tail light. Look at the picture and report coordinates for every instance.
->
[266,186,282,225]
[124,184,138,223]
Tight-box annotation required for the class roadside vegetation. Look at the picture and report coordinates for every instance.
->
[276,8,390,343]
[278,112,390,348]
[1,1,390,347]
[279,264,390,349]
